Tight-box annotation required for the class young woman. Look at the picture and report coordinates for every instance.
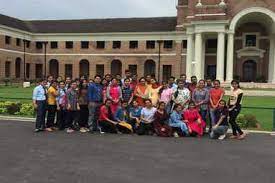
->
[209,80,225,131]
[137,99,157,135]
[169,104,189,137]
[56,81,67,130]
[122,78,134,105]
[149,78,161,107]
[129,100,142,132]
[228,80,246,140]
[183,101,206,137]
[46,80,58,132]
[106,78,123,114]
[159,81,173,114]
[114,100,133,134]
[172,80,191,111]
[78,85,89,133]
[192,79,209,123]
[153,102,172,137]
[134,77,150,106]
[210,100,229,140]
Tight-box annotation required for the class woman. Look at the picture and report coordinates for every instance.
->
[228,80,246,140]
[192,79,209,123]
[137,99,157,135]
[159,81,173,114]
[56,81,67,130]
[101,78,108,103]
[210,100,229,140]
[106,78,123,114]
[153,102,172,137]
[183,102,206,137]
[149,78,161,107]
[122,78,134,105]
[78,85,89,133]
[134,77,150,106]
[172,80,191,111]
[209,80,225,131]
[169,104,189,137]
[129,100,142,132]
[114,100,133,134]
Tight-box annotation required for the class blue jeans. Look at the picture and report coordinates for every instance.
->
[169,122,188,134]
[209,108,217,126]
[35,100,46,130]
[199,109,208,123]
[88,102,101,131]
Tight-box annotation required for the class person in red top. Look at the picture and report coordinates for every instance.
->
[98,99,119,133]
[209,80,225,132]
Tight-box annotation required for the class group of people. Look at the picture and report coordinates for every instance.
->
[32,70,246,140]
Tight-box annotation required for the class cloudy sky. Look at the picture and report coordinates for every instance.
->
[0,0,177,20]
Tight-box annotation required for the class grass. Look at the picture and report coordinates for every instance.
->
[0,86,274,131]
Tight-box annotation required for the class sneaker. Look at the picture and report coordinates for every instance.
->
[45,128,53,132]
[218,134,226,140]
[80,128,87,133]
[34,129,40,133]
[173,132,179,138]
[237,133,246,140]
[66,128,74,133]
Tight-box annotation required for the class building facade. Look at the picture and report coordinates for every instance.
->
[0,0,275,83]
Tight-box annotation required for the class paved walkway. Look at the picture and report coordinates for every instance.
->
[0,120,274,183]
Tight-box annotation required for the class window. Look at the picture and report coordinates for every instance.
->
[129,41,138,49]
[113,41,121,49]
[146,41,155,49]
[26,40,30,48]
[129,65,137,75]
[5,36,11,45]
[245,35,257,47]
[97,41,105,49]
[96,65,105,77]
[163,40,173,49]
[81,41,89,49]
[26,63,30,78]
[35,64,43,78]
[16,38,21,46]
[65,64,73,78]
[36,42,43,49]
[163,65,172,81]
[206,39,217,49]
[50,42,58,49]
[182,40,187,49]
[66,41,74,49]
[5,61,11,77]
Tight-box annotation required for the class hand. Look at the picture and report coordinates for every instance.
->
[67,104,71,111]
[56,106,60,111]
[161,127,166,132]
[33,103,38,109]
[77,106,80,111]
[213,125,218,129]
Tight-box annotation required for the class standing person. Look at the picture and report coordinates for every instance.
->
[169,104,189,137]
[88,75,103,132]
[159,81,173,113]
[115,74,123,86]
[172,80,191,111]
[137,99,157,135]
[192,79,209,123]
[66,81,80,133]
[145,75,152,88]
[104,74,112,85]
[130,74,138,89]
[65,77,72,91]
[78,85,89,133]
[106,78,123,114]
[32,79,47,132]
[122,69,132,84]
[122,78,134,105]
[114,100,133,134]
[56,81,67,130]
[183,102,206,137]
[179,74,189,88]
[205,77,213,92]
[101,78,108,103]
[188,76,198,94]
[209,80,225,132]
[129,100,142,132]
[228,80,246,140]
[168,76,177,90]
[46,80,58,132]
[134,77,150,106]
[210,100,229,140]
[153,102,172,137]
[149,78,161,107]
[46,75,54,88]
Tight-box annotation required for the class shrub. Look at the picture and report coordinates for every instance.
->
[15,103,35,116]
[5,102,21,115]
[237,114,258,129]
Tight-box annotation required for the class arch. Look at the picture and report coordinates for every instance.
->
[144,59,156,76]
[243,60,257,82]
[79,59,89,77]
[229,7,275,32]
[49,59,59,78]
[15,57,21,78]
[111,59,122,76]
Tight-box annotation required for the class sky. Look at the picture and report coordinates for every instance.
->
[0,0,177,20]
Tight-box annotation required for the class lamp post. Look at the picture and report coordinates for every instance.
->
[23,39,26,81]
[157,40,163,82]
[43,42,48,79]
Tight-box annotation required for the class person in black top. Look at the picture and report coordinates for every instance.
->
[210,100,229,140]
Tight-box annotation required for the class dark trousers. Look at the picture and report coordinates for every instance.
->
[229,105,244,136]
[99,120,118,133]
[57,109,66,130]
[137,123,154,135]
[35,100,47,130]
[46,105,57,128]
[66,111,79,129]
[79,105,89,128]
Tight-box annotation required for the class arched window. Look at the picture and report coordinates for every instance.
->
[144,60,156,76]
[49,59,59,78]
[111,60,122,76]
[79,59,90,77]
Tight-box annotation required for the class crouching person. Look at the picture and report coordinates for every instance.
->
[114,100,133,134]
[210,100,229,140]
[169,104,189,137]
[153,102,172,137]
[129,100,142,132]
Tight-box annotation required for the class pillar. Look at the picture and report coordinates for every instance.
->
[268,35,275,83]
[186,34,194,79]
[226,33,234,82]
[216,32,225,81]
[201,37,206,79]
[194,33,202,79]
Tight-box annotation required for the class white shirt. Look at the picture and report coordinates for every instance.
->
[141,107,157,123]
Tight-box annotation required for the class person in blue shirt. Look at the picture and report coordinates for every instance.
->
[32,79,47,132]
[114,100,133,134]
[129,100,142,132]
[169,104,189,137]
[88,75,103,132]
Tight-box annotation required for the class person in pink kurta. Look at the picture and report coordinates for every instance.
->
[106,78,122,114]
[183,101,206,137]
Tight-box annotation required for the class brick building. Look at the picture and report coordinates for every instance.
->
[1,0,275,83]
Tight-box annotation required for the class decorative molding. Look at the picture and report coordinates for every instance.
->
[236,47,266,58]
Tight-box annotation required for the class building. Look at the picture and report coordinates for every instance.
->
[0,0,275,84]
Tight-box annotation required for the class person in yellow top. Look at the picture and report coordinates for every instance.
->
[149,78,161,107]
[46,80,59,132]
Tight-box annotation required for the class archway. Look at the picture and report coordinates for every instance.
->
[111,60,122,76]
[49,59,59,78]
[144,60,156,76]
[243,60,257,82]
[79,59,89,77]
[15,57,21,78]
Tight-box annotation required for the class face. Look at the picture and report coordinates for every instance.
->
[146,75,151,82]
[133,101,138,107]
[132,74,137,81]
[105,75,112,81]
[199,81,205,88]
[218,101,226,108]
[106,100,112,107]
[52,82,57,88]
[102,79,107,85]
[159,103,165,110]
[168,78,175,85]
[191,77,197,84]
[145,100,152,108]
[125,72,131,78]
[89,79,94,84]
[112,79,118,85]
[140,79,146,85]
[213,81,220,88]
[180,75,186,81]
[59,82,65,89]
[41,80,47,86]
[206,79,212,86]
[176,105,182,112]
[122,102,128,108]
[232,82,239,89]
[151,79,156,84]
[189,103,196,109]
[82,80,88,86]
[162,82,168,88]
[124,79,130,86]
[94,77,101,84]
[48,76,53,81]
[71,82,77,89]
[116,75,122,80]
[178,82,184,88]
[66,77,71,84]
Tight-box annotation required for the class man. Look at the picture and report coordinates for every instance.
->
[179,74,189,88]
[46,80,58,132]
[205,77,213,92]
[65,76,72,91]
[188,76,198,94]
[46,75,54,88]
[122,69,132,84]
[88,75,103,132]
[168,76,177,90]
[104,74,112,85]
[32,79,47,132]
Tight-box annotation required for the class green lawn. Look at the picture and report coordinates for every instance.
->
[0,86,274,131]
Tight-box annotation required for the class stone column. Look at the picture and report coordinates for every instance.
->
[201,37,206,79]
[194,33,202,79]
[186,34,194,79]
[216,32,225,81]
[268,35,274,83]
[226,33,234,82]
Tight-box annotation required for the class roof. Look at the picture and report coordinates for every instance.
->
[0,14,177,33]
